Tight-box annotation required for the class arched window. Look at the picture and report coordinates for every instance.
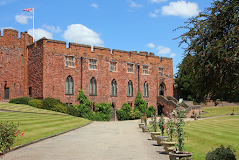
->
[90,77,97,95]
[143,82,148,97]
[66,76,73,95]
[159,84,164,96]
[111,79,117,96]
[127,80,133,97]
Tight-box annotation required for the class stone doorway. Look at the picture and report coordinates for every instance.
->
[158,104,164,116]
[110,103,116,121]
[4,84,9,99]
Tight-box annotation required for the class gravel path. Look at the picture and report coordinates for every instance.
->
[2,120,169,160]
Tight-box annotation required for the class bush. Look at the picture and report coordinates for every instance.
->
[9,97,34,105]
[50,103,67,114]
[67,105,79,117]
[205,145,236,160]
[42,97,62,110]
[116,103,132,121]
[94,102,112,121]
[146,106,156,118]
[0,121,24,154]
[134,91,147,114]
[130,110,141,120]
[28,99,43,108]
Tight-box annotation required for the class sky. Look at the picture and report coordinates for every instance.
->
[0,0,213,75]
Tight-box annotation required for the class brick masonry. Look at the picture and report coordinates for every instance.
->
[0,29,175,115]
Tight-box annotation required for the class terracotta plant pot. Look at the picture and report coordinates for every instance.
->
[156,136,168,145]
[150,132,161,140]
[169,151,193,160]
[138,123,144,128]
[141,126,149,132]
[162,141,176,154]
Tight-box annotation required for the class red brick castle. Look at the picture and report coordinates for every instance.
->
[0,29,175,117]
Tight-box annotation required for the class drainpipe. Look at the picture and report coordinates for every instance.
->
[138,64,140,92]
[81,57,83,90]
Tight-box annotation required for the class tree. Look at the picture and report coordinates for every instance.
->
[174,0,239,100]
[134,91,147,114]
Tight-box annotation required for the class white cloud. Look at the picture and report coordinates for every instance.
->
[28,28,53,41]
[149,12,158,18]
[91,3,98,9]
[170,53,176,58]
[161,0,200,18]
[42,23,62,33]
[0,0,15,6]
[127,0,143,8]
[147,43,155,48]
[15,14,32,24]
[150,0,167,3]
[63,24,104,46]
[154,9,160,13]
[156,45,171,55]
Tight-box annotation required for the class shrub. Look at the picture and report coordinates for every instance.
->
[205,145,236,160]
[67,105,79,117]
[116,103,132,121]
[9,97,34,105]
[146,106,156,118]
[94,102,112,121]
[134,91,147,114]
[28,99,43,108]
[0,121,24,155]
[42,97,62,110]
[51,103,67,114]
[130,110,141,119]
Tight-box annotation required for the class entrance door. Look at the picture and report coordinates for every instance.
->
[158,104,164,116]
[4,87,9,99]
[110,103,115,121]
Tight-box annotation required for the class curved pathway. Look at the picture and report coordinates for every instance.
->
[2,120,169,160]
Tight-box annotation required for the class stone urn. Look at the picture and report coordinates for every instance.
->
[149,121,153,125]
[162,141,176,154]
[141,126,149,132]
[156,135,169,145]
[138,123,144,128]
[150,132,161,140]
[169,151,193,160]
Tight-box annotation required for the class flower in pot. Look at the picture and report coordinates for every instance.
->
[156,113,169,145]
[150,114,161,140]
[141,112,149,132]
[162,113,177,154]
[169,108,193,159]
[138,114,144,128]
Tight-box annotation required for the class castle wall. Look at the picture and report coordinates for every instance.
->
[0,29,32,100]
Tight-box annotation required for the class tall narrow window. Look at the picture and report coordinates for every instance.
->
[143,82,148,97]
[159,68,164,77]
[0,52,2,66]
[90,77,97,95]
[21,55,23,65]
[66,76,73,94]
[159,84,164,96]
[127,80,133,96]
[111,79,117,96]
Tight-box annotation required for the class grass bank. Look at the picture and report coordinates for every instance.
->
[185,115,239,160]
[201,105,238,117]
[0,103,91,147]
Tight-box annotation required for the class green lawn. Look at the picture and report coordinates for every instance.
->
[201,105,239,117]
[0,103,91,147]
[185,115,239,160]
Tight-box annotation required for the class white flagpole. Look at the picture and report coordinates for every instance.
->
[33,6,34,42]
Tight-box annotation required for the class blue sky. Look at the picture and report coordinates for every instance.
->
[0,0,212,75]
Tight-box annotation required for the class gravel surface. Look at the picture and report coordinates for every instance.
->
[2,120,169,160]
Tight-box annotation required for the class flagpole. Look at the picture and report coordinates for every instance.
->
[33,6,34,42]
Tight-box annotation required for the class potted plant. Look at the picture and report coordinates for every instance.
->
[150,114,161,140]
[142,112,149,132]
[138,114,145,128]
[149,112,153,125]
[156,113,168,145]
[169,108,193,159]
[231,107,235,115]
[162,112,177,154]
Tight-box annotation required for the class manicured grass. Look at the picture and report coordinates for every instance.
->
[184,115,239,160]
[0,103,65,115]
[201,105,239,117]
[0,104,91,147]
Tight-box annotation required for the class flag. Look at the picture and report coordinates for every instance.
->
[22,8,33,12]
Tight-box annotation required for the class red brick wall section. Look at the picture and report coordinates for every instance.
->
[0,29,32,100]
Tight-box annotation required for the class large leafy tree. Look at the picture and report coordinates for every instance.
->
[174,0,239,100]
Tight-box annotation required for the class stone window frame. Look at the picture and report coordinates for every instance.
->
[111,79,117,96]
[127,63,134,73]
[142,65,149,75]
[65,55,75,68]
[110,60,117,72]
[127,80,133,97]
[65,75,74,95]
[159,67,164,77]
[143,81,148,97]
[90,77,97,96]
[89,58,97,70]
